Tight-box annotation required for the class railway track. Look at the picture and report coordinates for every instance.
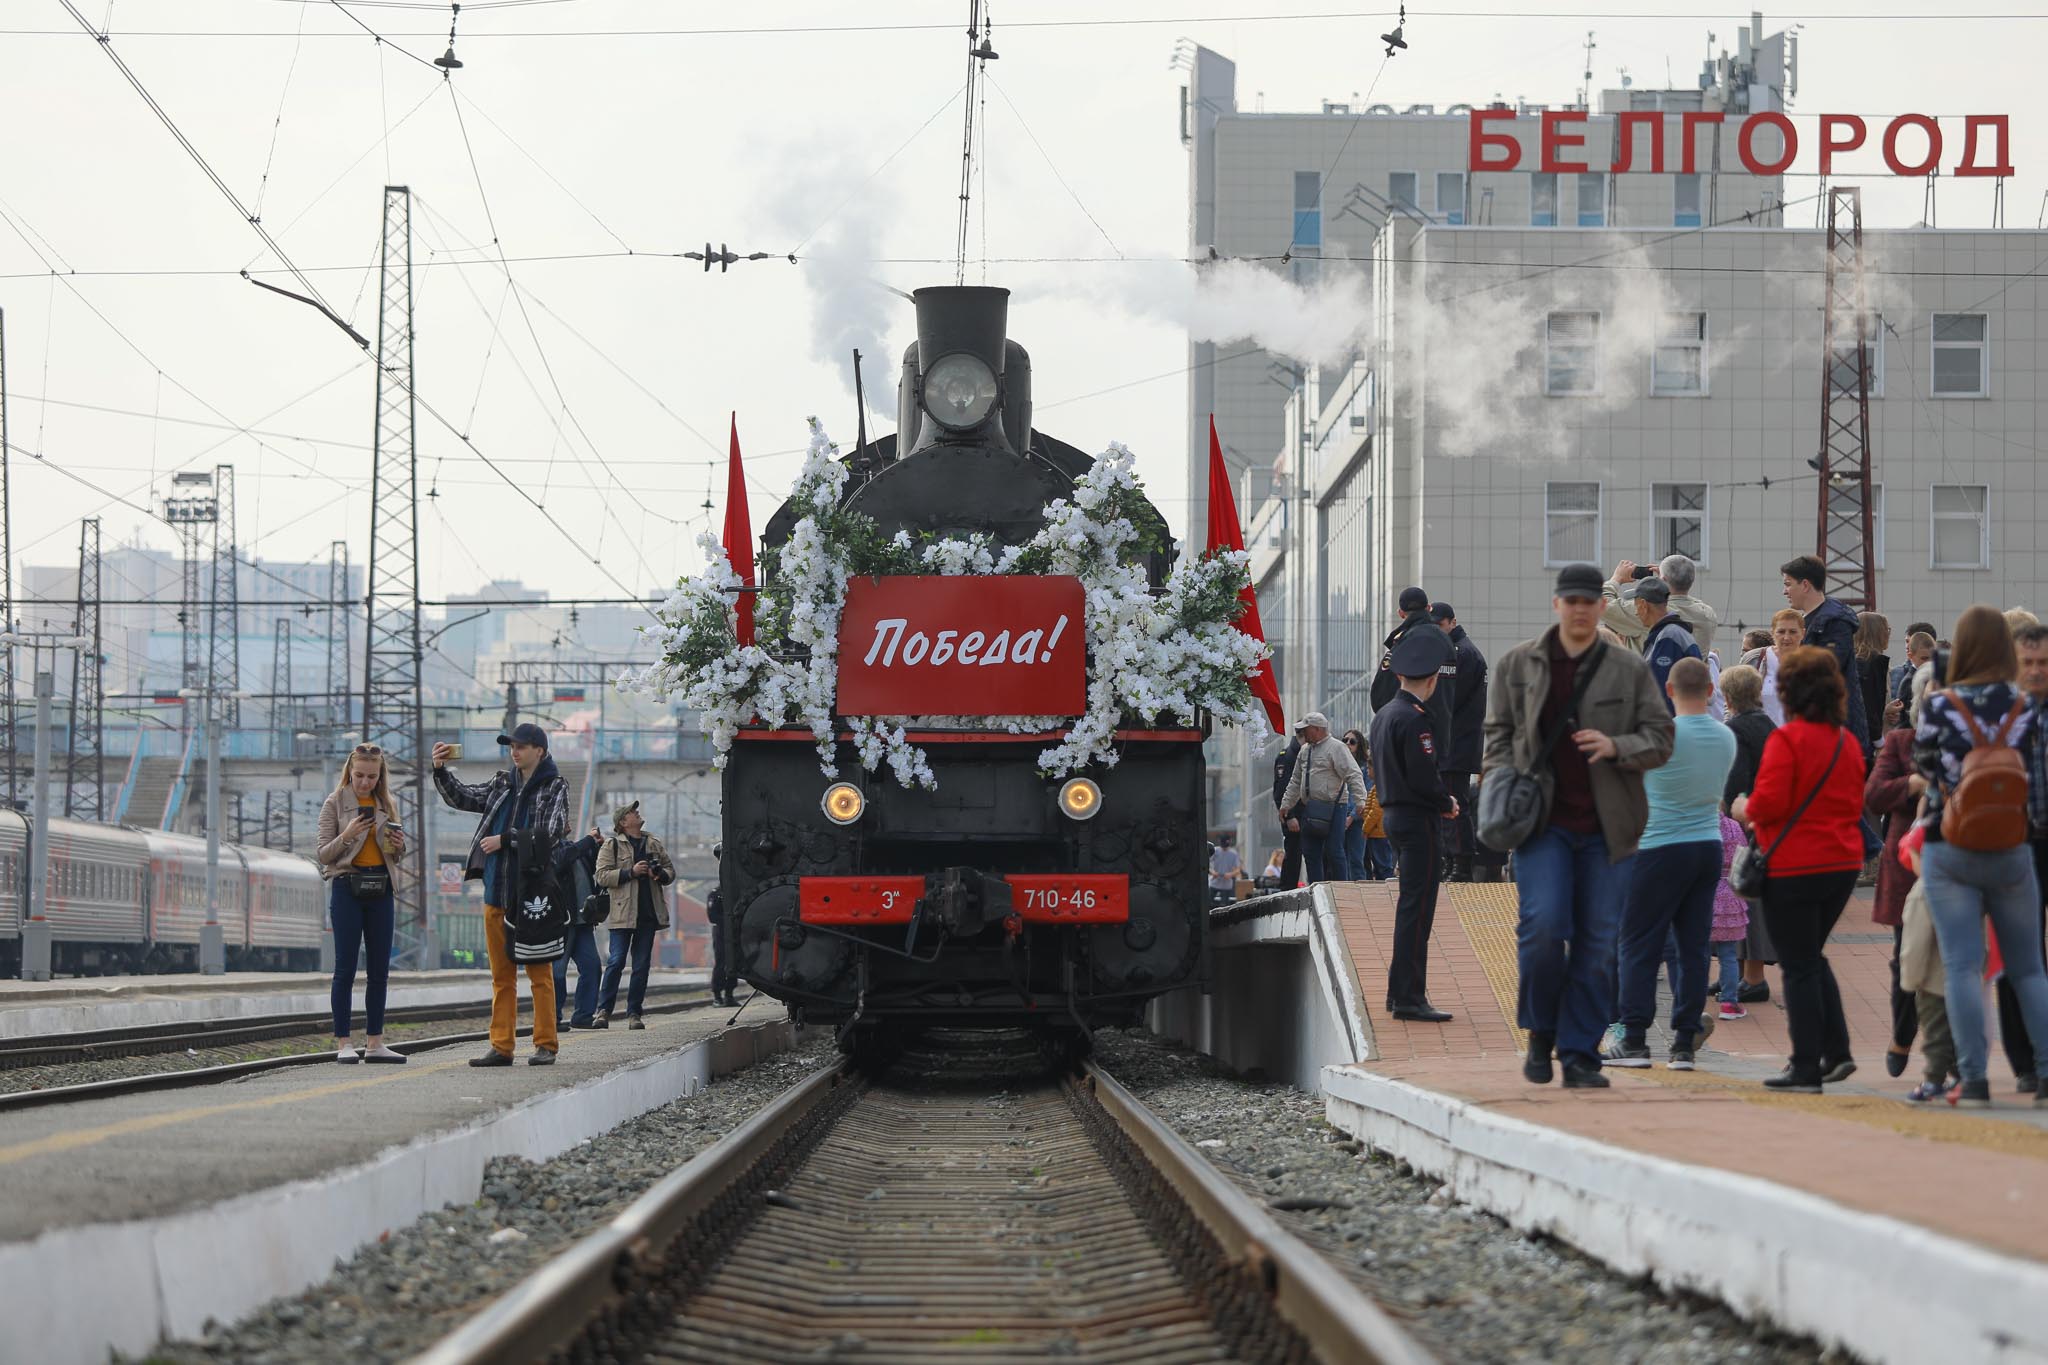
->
[0,983,707,1070]
[0,986,715,1113]
[416,1036,1433,1364]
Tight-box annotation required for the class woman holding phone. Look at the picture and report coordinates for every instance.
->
[316,743,409,1063]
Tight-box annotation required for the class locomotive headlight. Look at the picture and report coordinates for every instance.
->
[922,353,998,429]
[821,782,865,825]
[1058,777,1103,821]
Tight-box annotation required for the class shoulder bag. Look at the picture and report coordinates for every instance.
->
[580,838,616,926]
[1475,643,1606,853]
[1299,743,1339,838]
[1728,730,1845,900]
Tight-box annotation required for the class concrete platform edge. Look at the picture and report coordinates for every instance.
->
[0,1017,797,1365]
[0,979,499,1039]
[1321,1062,2048,1365]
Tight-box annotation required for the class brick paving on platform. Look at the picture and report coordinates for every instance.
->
[1315,876,2048,1266]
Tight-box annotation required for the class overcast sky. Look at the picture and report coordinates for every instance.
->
[2,1,2040,607]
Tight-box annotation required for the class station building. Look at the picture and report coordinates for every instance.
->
[1179,20,2048,855]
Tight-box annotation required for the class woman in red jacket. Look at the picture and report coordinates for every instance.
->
[1866,720,1928,1076]
[1731,647,1870,1093]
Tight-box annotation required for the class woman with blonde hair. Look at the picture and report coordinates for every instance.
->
[1741,609,1805,727]
[316,743,409,1063]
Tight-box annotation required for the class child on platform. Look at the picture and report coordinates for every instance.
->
[1713,813,1750,1020]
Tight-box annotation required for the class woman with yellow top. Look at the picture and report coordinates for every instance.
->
[316,744,409,1063]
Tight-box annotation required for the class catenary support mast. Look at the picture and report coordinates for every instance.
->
[63,517,103,819]
[1814,186,1878,610]
[363,186,430,963]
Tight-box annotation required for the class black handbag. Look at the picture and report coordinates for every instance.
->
[1300,797,1338,838]
[1728,731,1845,901]
[1476,643,1607,854]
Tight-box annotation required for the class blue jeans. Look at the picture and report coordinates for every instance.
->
[1365,836,1395,879]
[1514,825,1630,1068]
[553,923,601,1024]
[329,879,395,1037]
[1713,940,1742,1004]
[1617,841,1720,1044]
[1301,807,1351,883]
[1921,842,2048,1085]
[1341,814,1368,882]
[600,923,658,1017]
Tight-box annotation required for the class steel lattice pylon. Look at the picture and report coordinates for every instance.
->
[363,185,429,952]
[63,517,104,820]
[208,463,240,723]
[1815,187,1878,611]
[162,470,218,726]
[326,538,349,730]
[264,615,292,848]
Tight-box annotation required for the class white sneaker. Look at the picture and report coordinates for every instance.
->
[335,1047,361,1064]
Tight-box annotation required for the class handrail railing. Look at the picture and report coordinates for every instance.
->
[160,723,203,831]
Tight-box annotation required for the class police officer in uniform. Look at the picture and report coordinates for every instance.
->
[706,842,737,1007]
[1370,626,1459,1023]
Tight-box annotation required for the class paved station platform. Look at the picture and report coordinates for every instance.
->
[0,1001,796,1364]
[1315,880,2048,1365]
[0,966,705,1038]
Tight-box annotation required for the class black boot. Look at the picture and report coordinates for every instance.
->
[1522,1030,1555,1084]
[1561,1061,1611,1089]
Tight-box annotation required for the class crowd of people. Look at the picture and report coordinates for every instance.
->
[319,723,738,1067]
[1236,549,2048,1103]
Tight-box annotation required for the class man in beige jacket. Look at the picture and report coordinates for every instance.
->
[593,801,674,1028]
[1603,554,1720,655]
[1278,711,1369,884]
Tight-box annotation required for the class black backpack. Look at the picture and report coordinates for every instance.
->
[506,828,570,963]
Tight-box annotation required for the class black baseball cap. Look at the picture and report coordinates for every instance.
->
[1398,586,1429,612]
[1553,563,1604,602]
[1429,600,1456,623]
[497,722,549,750]
[1635,577,1672,606]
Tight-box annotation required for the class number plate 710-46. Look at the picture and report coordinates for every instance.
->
[1003,875,1129,923]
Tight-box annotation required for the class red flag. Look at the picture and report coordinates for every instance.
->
[723,413,756,647]
[1204,416,1284,735]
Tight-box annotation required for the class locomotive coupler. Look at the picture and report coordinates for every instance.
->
[925,867,1013,938]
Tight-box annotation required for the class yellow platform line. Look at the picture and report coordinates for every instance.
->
[1449,883,1528,1051]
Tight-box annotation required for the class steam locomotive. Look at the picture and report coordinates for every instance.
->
[721,286,1207,1055]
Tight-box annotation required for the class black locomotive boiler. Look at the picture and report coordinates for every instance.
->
[721,286,1208,1054]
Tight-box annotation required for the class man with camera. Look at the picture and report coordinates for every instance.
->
[432,723,568,1066]
[1603,555,1720,655]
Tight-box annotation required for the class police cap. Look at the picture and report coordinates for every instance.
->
[1390,626,1453,679]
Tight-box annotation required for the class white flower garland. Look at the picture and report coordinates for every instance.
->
[625,424,1275,791]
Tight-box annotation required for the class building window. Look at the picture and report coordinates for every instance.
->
[1651,483,1709,563]
[1651,312,1708,395]
[1436,171,1467,224]
[1544,311,1600,395]
[1545,482,1603,566]
[1930,484,1990,569]
[1828,314,1883,398]
[1577,172,1607,227]
[1531,172,1557,226]
[1292,170,1321,247]
[1674,173,1703,227]
[1826,482,1884,570]
[1931,313,1988,396]
[1388,171,1419,212]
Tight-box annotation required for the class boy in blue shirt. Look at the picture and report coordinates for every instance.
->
[1606,657,1737,1070]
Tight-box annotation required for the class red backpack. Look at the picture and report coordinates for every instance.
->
[1938,691,2030,852]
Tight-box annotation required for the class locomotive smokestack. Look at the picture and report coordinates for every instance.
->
[904,286,1017,455]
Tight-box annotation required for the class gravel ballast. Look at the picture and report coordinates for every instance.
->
[127,1031,834,1365]
[1094,1029,1837,1365]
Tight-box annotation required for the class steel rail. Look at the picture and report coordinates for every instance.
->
[0,983,705,1069]
[411,1056,1437,1365]
[411,1061,855,1365]
[1079,1059,1437,1365]
[0,991,712,1113]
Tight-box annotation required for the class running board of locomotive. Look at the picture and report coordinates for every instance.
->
[798,870,1128,937]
